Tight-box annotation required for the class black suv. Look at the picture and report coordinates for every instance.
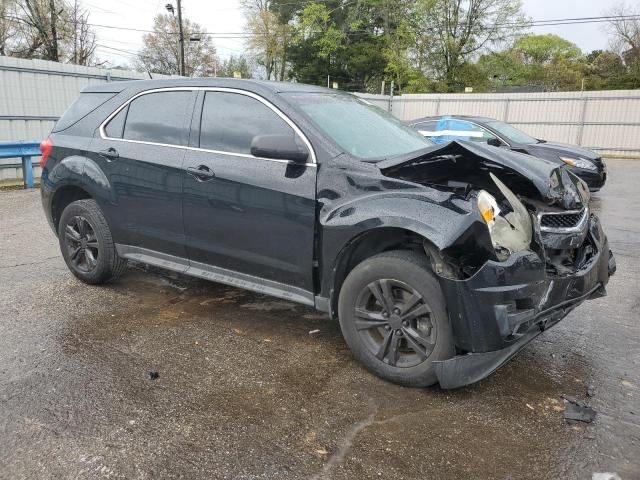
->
[41,79,615,389]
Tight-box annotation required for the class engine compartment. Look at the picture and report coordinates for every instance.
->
[379,148,595,280]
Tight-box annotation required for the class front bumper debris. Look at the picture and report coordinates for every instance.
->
[435,214,613,389]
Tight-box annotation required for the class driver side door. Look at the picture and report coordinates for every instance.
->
[182,90,317,297]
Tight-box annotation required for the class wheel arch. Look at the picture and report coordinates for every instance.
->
[50,184,93,234]
[324,225,445,320]
[46,155,112,235]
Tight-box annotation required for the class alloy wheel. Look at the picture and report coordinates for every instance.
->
[64,215,99,273]
[354,279,436,368]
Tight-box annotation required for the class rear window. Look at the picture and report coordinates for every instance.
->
[52,92,116,132]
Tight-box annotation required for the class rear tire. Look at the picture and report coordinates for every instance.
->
[58,199,127,284]
[338,250,454,387]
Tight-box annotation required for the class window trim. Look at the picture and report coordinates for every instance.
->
[99,86,317,166]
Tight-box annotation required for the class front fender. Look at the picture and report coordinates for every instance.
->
[318,191,490,304]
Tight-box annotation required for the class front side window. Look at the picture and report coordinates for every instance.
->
[485,120,537,145]
[120,91,192,146]
[286,93,433,161]
[199,92,300,156]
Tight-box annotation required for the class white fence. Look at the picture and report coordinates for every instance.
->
[1,55,639,184]
[0,56,172,183]
[364,90,640,158]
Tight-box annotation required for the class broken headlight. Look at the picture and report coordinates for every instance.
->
[477,173,533,261]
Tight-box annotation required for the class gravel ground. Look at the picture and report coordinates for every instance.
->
[0,159,638,479]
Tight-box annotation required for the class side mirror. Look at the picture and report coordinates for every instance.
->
[487,137,502,147]
[250,134,309,163]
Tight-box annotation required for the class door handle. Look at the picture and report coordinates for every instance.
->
[98,147,119,160]
[187,165,216,181]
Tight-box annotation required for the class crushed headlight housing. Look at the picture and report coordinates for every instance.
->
[477,173,533,261]
[560,156,598,171]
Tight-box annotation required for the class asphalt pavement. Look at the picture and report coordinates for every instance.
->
[0,160,638,479]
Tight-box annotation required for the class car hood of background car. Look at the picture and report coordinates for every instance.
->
[377,141,586,210]
[523,141,601,162]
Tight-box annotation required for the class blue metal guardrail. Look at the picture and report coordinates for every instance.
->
[0,140,40,188]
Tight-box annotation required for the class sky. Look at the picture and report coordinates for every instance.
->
[88,0,615,70]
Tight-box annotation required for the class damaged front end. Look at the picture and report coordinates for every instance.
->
[380,141,615,389]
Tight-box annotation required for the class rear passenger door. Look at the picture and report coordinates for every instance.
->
[181,89,317,294]
[91,89,197,259]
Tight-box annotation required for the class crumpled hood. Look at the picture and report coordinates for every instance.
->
[525,141,600,162]
[378,141,586,210]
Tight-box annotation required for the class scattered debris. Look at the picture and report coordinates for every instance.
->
[233,328,244,335]
[592,473,622,480]
[564,401,596,423]
[309,329,321,335]
[315,448,328,455]
[525,403,534,410]
[621,379,636,389]
[587,384,596,397]
[147,371,160,380]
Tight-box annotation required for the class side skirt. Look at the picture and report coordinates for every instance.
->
[116,244,316,307]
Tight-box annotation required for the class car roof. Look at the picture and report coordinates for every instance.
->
[82,77,338,96]
[410,115,497,125]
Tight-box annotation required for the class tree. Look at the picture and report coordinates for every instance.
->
[414,0,530,90]
[0,0,18,56]
[603,2,640,88]
[478,34,585,91]
[3,0,97,64]
[218,54,252,79]
[136,14,218,77]
[242,0,290,80]
[604,2,640,61]
[69,0,96,65]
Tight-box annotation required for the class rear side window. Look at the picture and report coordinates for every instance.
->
[199,92,296,155]
[121,91,192,146]
[53,92,116,132]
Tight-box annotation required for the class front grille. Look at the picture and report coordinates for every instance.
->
[539,209,587,231]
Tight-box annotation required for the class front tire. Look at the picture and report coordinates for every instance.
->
[338,250,454,387]
[58,199,127,284]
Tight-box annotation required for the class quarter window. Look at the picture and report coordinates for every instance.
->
[199,92,301,156]
[120,91,192,146]
[104,105,127,139]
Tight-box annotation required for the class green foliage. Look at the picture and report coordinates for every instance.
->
[235,0,640,93]
[217,55,252,79]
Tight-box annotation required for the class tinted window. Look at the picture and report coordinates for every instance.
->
[123,91,192,146]
[105,105,128,139]
[287,93,432,161]
[53,92,115,132]
[485,120,537,144]
[199,92,296,155]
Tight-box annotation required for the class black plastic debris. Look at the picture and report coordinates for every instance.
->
[147,371,160,380]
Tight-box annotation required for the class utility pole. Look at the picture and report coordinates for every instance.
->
[176,0,185,76]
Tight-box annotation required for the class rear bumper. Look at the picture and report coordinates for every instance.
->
[435,215,613,389]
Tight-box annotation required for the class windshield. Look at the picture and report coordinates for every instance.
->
[286,92,433,160]
[485,120,537,145]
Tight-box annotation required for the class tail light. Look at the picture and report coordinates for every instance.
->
[39,137,53,168]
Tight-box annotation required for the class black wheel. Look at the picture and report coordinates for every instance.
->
[58,199,127,284]
[338,250,454,387]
